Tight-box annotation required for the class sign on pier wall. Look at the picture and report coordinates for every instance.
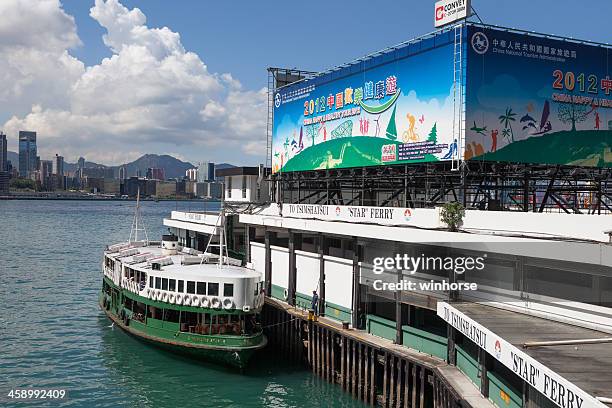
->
[438,302,606,408]
[281,204,438,227]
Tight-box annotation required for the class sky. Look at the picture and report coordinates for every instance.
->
[1,0,610,166]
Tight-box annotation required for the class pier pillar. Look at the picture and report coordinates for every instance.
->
[287,231,302,306]
[317,233,328,316]
[447,325,456,365]
[479,347,490,398]
[264,230,275,296]
[395,267,403,345]
[351,237,362,329]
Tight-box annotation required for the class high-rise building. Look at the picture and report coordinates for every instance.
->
[186,168,197,181]
[146,167,165,180]
[197,161,215,182]
[40,160,53,190]
[18,131,37,178]
[55,154,64,176]
[118,165,127,180]
[0,132,7,172]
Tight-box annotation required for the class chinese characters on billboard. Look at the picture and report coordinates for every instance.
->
[272,37,458,173]
[466,26,611,167]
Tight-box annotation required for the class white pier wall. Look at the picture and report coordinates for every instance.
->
[324,255,353,310]
[271,245,289,292]
[296,250,319,296]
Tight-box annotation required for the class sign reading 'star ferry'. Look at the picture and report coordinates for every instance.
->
[434,0,471,28]
[438,302,607,408]
[282,204,437,227]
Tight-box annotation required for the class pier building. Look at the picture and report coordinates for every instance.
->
[165,21,611,408]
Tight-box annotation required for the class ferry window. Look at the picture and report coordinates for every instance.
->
[162,278,168,291]
[169,279,176,291]
[197,282,207,295]
[178,280,184,293]
[224,283,234,297]
[149,277,153,287]
[155,277,161,289]
[187,281,195,294]
[208,282,219,296]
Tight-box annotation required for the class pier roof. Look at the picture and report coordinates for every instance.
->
[448,302,612,405]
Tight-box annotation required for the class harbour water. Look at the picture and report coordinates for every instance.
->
[0,200,365,407]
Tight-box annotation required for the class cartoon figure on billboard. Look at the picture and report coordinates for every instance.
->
[442,139,457,159]
[490,129,498,152]
[402,112,419,142]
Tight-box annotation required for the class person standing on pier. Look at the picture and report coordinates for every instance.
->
[311,290,319,315]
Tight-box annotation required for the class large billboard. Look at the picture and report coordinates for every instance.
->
[465,25,612,167]
[272,33,458,173]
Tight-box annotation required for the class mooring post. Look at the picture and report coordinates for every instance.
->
[357,343,363,400]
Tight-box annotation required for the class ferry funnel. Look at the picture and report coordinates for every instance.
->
[161,234,178,255]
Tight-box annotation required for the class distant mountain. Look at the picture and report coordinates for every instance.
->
[6,151,235,179]
[116,154,194,179]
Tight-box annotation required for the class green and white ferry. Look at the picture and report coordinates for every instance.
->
[99,201,266,368]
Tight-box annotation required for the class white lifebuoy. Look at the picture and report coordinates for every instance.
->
[222,298,234,310]
[210,297,221,309]
[176,293,183,305]
[169,293,175,304]
[183,295,191,306]
[283,289,288,300]
[201,297,209,308]
[155,290,160,300]
[192,295,200,307]
[162,291,168,302]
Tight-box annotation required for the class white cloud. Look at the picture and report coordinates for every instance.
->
[1,0,267,165]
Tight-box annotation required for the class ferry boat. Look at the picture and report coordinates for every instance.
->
[99,195,267,368]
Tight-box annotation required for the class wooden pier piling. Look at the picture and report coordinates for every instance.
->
[262,301,469,408]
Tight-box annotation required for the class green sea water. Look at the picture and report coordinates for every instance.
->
[0,200,365,407]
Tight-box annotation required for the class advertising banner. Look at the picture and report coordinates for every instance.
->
[272,38,458,173]
[465,26,612,167]
[438,302,607,408]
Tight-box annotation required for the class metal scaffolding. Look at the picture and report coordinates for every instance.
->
[271,162,612,214]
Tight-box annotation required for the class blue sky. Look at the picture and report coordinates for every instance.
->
[1,0,610,166]
[62,0,611,91]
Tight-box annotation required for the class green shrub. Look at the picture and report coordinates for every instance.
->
[440,202,465,232]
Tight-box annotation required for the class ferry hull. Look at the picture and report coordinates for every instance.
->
[99,299,266,369]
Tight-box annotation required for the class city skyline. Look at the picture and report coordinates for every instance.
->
[1,0,610,166]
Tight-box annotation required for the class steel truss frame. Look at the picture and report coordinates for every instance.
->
[271,162,612,214]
